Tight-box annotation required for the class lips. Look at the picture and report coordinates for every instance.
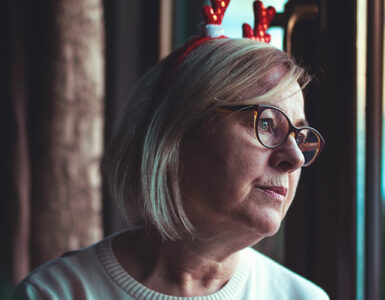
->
[256,186,288,202]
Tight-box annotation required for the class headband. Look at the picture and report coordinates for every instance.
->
[173,0,276,71]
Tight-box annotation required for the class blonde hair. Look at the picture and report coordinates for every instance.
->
[103,38,310,240]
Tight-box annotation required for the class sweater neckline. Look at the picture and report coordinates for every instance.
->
[96,233,250,300]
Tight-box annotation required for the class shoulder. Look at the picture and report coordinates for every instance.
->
[242,247,329,300]
[14,234,126,300]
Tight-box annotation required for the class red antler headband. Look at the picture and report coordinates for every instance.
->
[173,0,276,71]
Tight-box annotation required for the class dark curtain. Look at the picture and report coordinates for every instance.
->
[0,2,162,296]
[1,0,106,297]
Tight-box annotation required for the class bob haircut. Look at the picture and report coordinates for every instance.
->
[103,38,310,241]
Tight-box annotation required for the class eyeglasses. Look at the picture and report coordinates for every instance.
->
[218,104,325,167]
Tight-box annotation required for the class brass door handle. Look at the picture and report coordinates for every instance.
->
[285,5,319,55]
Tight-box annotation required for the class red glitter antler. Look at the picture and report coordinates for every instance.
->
[242,0,276,43]
[201,0,231,25]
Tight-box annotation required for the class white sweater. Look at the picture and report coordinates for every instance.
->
[15,233,329,300]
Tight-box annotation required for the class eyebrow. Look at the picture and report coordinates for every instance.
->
[295,119,309,127]
[217,104,311,127]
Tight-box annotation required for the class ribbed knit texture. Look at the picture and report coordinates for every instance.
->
[16,232,330,299]
[96,238,250,300]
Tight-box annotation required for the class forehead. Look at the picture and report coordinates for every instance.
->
[243,80,306,126]
[240,66,306,123]
[270,82,305,122]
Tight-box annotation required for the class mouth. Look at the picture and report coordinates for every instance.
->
[255,186,288,203]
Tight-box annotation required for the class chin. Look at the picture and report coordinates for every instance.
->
[242,208,283,238]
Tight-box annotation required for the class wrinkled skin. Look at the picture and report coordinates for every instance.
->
[181,82,306,242]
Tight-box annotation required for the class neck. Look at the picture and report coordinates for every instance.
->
[112,228,256,297]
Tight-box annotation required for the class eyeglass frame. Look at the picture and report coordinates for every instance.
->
[217,104,325,167]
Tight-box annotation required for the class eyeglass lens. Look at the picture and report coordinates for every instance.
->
[257,108,320,166]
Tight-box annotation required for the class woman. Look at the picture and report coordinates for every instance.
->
[15,37,327,299]
[16,0,330,293]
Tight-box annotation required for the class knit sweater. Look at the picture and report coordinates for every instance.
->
[15,233,329,300]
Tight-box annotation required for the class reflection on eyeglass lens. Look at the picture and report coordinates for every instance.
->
[257,108,321,165]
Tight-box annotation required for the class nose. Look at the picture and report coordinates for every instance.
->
[270,133,305,172]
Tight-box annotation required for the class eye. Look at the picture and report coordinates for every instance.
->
[296,132,306,145]
[258,118,274,133]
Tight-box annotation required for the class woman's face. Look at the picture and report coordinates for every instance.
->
[181,81,306,240]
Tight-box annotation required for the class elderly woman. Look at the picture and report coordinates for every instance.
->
[16,3,328,299]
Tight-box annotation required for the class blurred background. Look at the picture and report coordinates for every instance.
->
[0,0,384,299]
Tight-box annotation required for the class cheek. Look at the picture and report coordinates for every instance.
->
[181,124,270,214]
[212,130,271,196]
